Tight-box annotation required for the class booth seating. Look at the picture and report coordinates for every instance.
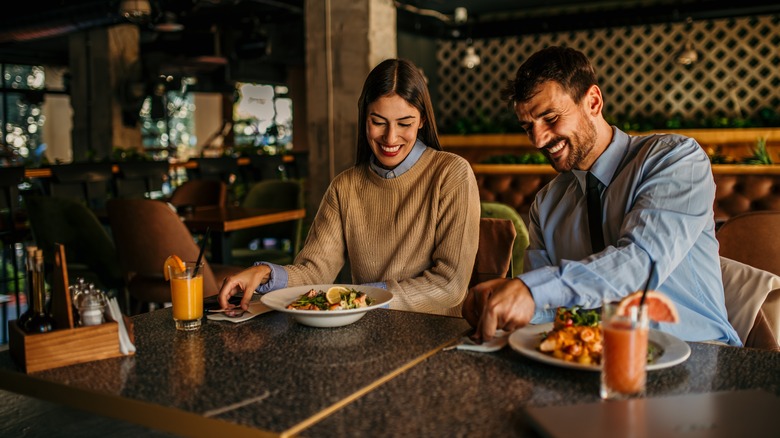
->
[475,168,780,225]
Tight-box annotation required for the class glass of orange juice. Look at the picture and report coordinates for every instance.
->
[600,300,649,400]
[168,262,204,331]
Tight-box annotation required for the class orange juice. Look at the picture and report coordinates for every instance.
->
[602,320,648,394]
[170,276,203,320]
[168,261,204,331]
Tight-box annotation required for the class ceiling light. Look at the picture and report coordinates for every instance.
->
[462,44,480,69]
[154,12,184,32]
[454,7,468,24]
[120,0,152,24]
[675,40,699,66]
[675,17,699,66]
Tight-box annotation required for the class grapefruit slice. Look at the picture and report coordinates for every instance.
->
[163,254,186,281]
[617,290,679,323]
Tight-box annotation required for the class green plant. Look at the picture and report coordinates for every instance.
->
[708,146,738,165]
[741,137,773,165]
[481,152,549,165]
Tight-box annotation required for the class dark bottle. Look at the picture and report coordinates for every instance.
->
[15,245,38,329]
[24,249,56,333]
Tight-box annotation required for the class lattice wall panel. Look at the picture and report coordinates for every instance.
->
[436,15,780,131]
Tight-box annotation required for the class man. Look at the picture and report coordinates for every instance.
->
[464,46,741,346]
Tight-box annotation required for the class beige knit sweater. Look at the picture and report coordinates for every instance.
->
[285,147,481,316]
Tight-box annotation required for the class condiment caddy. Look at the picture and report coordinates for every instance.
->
[9,244,135,373]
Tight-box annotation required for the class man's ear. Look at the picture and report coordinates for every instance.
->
[585,84,604,116]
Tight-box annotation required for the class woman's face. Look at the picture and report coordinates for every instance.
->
[366,94,424,170]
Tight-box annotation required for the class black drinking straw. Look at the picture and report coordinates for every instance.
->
[193,227,210,277]
[639,260,655,307]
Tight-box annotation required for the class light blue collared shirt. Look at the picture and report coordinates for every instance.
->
[255,139,430,294]
[369,138,427,178]
[520,127,741,346]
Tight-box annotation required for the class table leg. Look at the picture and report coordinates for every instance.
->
[1,298,7,344]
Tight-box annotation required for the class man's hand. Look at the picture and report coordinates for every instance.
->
[462,277,536,342]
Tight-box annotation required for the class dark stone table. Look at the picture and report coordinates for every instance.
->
[1,307,778,437]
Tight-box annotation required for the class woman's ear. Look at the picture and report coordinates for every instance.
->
[419,116,426,130]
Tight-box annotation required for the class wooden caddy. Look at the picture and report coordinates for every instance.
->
[9,244,134,373]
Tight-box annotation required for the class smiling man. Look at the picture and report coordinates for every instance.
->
[463,46,741,346]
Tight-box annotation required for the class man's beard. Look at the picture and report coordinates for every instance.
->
[545,117,598,172]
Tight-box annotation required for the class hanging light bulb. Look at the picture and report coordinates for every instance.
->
[462,41,480,69]
[675,17,699,66]
[676,40,699,66]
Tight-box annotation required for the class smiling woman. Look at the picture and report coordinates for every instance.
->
[218,58,481,317]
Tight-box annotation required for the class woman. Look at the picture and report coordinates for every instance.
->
[218,58,480,316]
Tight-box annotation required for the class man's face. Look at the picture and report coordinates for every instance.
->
[514,81,598,172]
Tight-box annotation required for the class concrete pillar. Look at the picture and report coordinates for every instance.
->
[69,24,143,162]
[304,0,396,216]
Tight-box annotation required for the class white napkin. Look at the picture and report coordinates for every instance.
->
[206,301,272,323]
[105,297,136,355]
[445,329,509,353]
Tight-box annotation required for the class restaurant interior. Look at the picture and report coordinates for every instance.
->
[0,0,779,436]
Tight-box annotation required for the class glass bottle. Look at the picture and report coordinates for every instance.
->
[15,245,37,329]
[24,249,56,333]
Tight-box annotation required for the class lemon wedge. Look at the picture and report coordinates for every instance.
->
[163,254,186,281]
[326,286,348,305]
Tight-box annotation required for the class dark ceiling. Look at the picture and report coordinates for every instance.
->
[0,0,778,84]
[398,0,780,38]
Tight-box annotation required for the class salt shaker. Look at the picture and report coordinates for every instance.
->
[76,283,107,326]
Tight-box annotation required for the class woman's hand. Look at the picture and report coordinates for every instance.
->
[462,277,536,342]
[218,264,272,310]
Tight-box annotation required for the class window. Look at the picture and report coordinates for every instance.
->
[139,75,196,159]
[0,64,46,166]
[233,82,292,154]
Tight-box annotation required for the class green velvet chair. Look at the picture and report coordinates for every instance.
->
[230,179,304,266]
[479,201,530,276]
[23,195,124,295]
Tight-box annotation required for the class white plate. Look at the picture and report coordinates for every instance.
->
[507,322,691,372]
[260,284,393,328]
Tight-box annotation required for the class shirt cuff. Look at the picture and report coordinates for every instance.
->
[361,282,389,308]
[253,261,288,293]
[518,266,567,317]
[361,281,387,289]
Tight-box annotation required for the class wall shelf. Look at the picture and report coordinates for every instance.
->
[443,128,780,165]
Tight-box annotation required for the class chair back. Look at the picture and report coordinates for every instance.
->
[229,179,304,265]
[168,179,227,209]
[479,201,529,276]
[186,157,240,184]
[24,195,123,291]
[717,211,780,277]
[470,218,516,288]
[114,161,169,199]
[720,256,780,351]
[45,163,115,211]
[107,199,221,306]
[244,155,287,182]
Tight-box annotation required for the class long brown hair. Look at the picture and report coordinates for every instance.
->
[355,58,441,165]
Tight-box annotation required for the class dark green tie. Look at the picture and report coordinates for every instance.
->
[586,172,605,253]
